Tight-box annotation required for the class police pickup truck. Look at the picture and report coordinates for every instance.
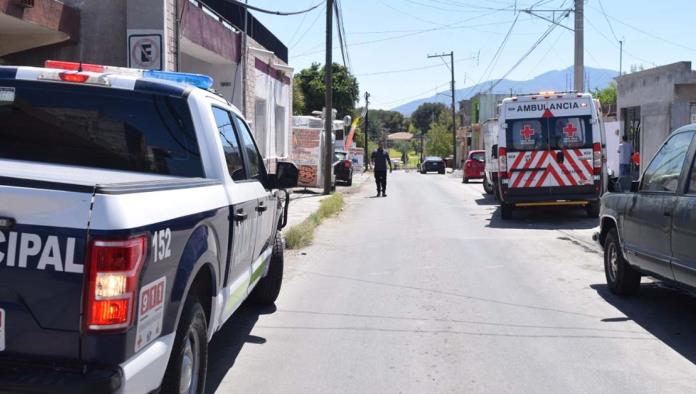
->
[597,124,696,297]
[0,61,298,394]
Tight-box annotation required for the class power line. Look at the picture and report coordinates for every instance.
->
[586,3,696,54]
[355,56,476,77]
[485,8,570,93]
[290,6,323,49]
[584,16,655,66]
[471,13,519,91]
[287,0,316,44]
[333,0,348,70]
[596,0,619,42]
[220,0,324,16]
[294,9,504,58]
[378,81,451,107]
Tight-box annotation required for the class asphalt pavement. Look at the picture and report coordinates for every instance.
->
[207,170,696,393]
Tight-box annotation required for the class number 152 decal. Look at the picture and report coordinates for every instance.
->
[152,228,172,262]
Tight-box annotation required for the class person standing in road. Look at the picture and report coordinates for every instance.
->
[371,141,393,197]
[618,135,634,177]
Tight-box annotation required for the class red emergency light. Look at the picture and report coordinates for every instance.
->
[45,60,105,73]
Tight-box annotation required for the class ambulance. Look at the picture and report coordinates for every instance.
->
[496,92,606,220]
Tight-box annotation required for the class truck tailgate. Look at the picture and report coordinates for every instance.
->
[0,180,93,359]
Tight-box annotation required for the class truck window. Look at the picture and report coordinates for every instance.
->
[551,117,589,149]
[0,80,203,177]
[232,114,266,181]
[641,132,693,193]
[509,119,545,151]
[212,107,246,182]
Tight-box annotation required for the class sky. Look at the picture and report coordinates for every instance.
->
[249,0,696,110]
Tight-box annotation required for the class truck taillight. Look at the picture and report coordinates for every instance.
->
[498,147,508,179]
[85,235,147,331]
[592,142,602,175]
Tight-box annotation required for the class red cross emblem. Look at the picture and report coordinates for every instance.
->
[520,124,535,139]
[563,123,578,138]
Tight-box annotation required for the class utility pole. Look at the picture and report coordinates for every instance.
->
[619,40,623,77]
[364,91,369,171]
[427,51,457,169]
[574,0,583,92]
[323,0,334,195]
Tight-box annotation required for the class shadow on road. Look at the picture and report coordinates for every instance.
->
[474,193,498,206]
[486,205,598,230]
[205,303,276,393]
[591,283,696,365]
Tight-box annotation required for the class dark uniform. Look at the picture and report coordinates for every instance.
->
[371,148,392,197]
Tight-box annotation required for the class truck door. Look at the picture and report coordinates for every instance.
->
[624,131,693,280]
[669,134,696,287]
[505,118,548,190]
[212,107,257,322]
[231,114,277,287]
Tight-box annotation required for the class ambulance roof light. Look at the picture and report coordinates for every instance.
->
[143,70,213,90]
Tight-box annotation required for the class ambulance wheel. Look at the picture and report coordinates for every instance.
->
[162,297,208,394]
[439,170,445,174]
[463,177,469,183]
[586,200,600,218]
[483,175,494,194]
[249,231,284,305]
[604,228,641,296]
[501,203,513,220]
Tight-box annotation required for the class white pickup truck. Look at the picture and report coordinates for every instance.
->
[0,61,298,394]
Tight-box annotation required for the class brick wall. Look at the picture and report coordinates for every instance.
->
[165,0,177,70]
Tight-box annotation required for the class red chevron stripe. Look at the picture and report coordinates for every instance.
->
[575,149,593,173]
[535,168,550,187]
[523,151,548,188]
[509,151,526,170]
[564,149,588,183]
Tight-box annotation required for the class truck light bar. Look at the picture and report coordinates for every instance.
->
[44,60,214,89]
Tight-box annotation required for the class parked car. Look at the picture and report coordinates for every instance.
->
[421,156,446,174]
[463,150,485,183]
[333,149,353,186]
[0,61,299,394]
[597,124,696,296]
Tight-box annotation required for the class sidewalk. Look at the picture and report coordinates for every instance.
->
[283,171,371,230]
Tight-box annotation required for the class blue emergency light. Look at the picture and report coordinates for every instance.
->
[144,70,214,90]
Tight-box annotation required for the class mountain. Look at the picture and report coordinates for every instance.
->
[390,66,617,115]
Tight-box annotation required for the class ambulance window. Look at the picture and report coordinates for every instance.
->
[510,120,545,151]
[551,117,588,149]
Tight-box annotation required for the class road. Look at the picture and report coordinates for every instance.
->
[207,171,696,393]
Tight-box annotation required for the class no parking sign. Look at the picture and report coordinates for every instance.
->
[127,30,163,70]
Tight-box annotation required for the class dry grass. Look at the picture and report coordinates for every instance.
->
[285,193,345,249]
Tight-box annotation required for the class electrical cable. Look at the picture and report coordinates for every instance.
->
[597,0,619,42]
[220,0,324,16]
[355,56,476,77]
[290,6,323,49]
[470,13,519,92]
[378,81,451,107]
[288,0,316,44]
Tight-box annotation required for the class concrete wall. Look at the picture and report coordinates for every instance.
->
[617,62,696,173]
[4,0,126,66]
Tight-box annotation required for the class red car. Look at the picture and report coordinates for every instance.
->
[463,150,485,183]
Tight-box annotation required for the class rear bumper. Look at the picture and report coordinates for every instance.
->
[0,360,122,394]
[500,188,599,205]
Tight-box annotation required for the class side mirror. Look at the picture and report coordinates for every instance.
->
[274,161,299,189]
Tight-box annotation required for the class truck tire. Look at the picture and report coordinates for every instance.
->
[500,203,513,220]
[346,175,353,187]
[249,231,284,305]
[162,297,208,394]
[483,174,494,194]
[586,200,600,218]
[604,228,641,296]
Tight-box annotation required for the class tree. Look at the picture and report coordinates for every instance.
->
[425,111,454,158]
[410,102,448,134]
[293,83,305,115]
[294,62,360,117]
[593,81,617,110]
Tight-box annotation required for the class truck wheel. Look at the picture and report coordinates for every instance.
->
[586,200,600,218]
[162,297,208,394]
[483,175,494,194]
[346,175,353,187]
[501,203,513,220]
[249,231,284,305]
[604,228,641,296]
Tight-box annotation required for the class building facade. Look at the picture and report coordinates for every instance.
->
[617,61,696,175]
[0,0,293,164]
